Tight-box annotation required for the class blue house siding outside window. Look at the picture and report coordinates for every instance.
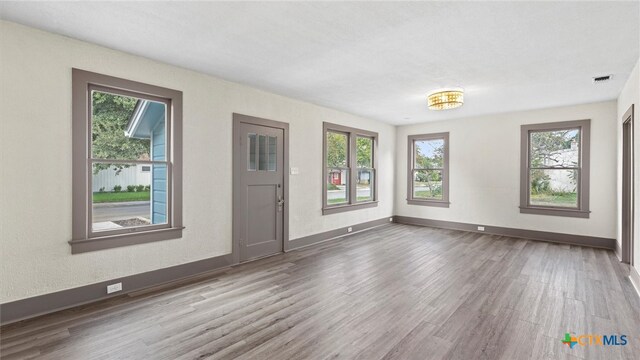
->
[151,120,167,224]
[126,100,168,225]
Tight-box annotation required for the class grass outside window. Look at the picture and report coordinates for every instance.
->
[93,191,150,203]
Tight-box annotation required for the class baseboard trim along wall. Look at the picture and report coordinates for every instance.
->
[0,253,234,326]
[0,217,392,326]
[1,215,618,325]
[287,217,393,251]
[615,241,622,261]
[394,216,616,249]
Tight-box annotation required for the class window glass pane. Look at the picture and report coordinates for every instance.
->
[248,133,256,171]
[529,169,578,208]
[268,136,277,171]
[151,164,168,224]
[326,131,348,168]
[91,90,166,161]
[327,169,348,205]
[357,169,373,202]
[356,137,373,168]
[91,162,167,231]
[258,135,267,170]
[413,170,443,200]
[530,128,579,168]
[415,139,444,169]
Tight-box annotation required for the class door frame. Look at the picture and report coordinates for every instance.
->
[622,104,634,265]
[232,113,290,264]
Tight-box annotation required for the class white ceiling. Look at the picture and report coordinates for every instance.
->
[1,1,638,125]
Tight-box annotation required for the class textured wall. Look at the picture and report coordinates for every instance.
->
[0,21,396,303]
[395,101,618,239]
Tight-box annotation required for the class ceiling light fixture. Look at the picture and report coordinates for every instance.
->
[427,89,464,111]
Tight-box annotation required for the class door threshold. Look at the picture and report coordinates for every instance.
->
[239,251,284,264]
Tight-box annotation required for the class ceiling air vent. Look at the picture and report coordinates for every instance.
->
[592,75,612,83]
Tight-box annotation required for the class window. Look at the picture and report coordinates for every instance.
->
[248,133,277,171]
[356,136,374,202]
[520,119,590,218]
[407,133,450,207]
[71,69,183,253]
[323,122,378,214]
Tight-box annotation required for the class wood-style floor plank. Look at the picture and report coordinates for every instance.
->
[1,223,639,359]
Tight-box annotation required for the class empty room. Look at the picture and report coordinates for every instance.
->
[1,1,639,359]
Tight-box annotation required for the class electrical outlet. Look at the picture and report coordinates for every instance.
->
[347,227,353,233]
[107,282,122,294]
[477,226,485,231]
[389,217,393,222]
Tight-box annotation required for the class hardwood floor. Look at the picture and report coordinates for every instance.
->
[1,223,639,360]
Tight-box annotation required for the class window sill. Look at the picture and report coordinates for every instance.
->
[407,199,450,208]
[322,201,378,215]
[69,227,184,254]
[519,206,590,218]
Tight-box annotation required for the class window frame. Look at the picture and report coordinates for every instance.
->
[520,119,590,218]
[407,132,450,207]
[322,122,378,215]
[71,69,183,254]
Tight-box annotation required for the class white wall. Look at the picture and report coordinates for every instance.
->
[0,21,395,303]
[395,101,618,239]
[616,58,639,266]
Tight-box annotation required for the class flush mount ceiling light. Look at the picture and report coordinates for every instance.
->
[427,89,464,111]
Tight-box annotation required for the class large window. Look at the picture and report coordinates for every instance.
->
[323,122,378,215]
[520,120,590,218]
[407,133,450,207]
[71,69,183,253]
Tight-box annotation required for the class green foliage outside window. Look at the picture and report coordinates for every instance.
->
[414,140,444,199]
[326,131,347,168]
[92,92,150,174]
[356,137,372,168]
